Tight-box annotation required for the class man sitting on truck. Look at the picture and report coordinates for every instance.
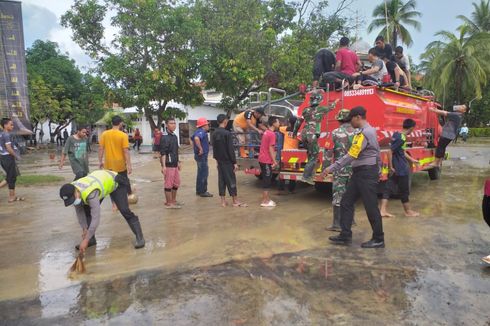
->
[312,48,336,88]
[233,107,266,157]
[394,46,411,88]
[323,37,362,90]
[383,56,409,89]
[351,48,387,85]
[374,35,393,60]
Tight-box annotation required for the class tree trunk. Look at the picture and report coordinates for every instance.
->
[455,65,462,104]
[392,30,397,48]
[48,121,54,143]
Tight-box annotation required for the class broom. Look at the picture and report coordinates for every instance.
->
[69,253,86,274]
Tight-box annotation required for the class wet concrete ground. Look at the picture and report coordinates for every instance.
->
[0,144,489,325]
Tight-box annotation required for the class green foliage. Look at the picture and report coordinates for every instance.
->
[0,174,65,185]
[468,127,490,137]
[102,111,134,130]
[61,0,204,130]
[368,0,421,47]
[193,0,351,111]
[26,40,107,137]
[421,26,490,104]
[457,0,490,33]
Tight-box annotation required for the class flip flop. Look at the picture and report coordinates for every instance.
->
[232,202,248,208]
[8,196,25,203]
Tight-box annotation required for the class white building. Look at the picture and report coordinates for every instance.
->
[121,90,236,146]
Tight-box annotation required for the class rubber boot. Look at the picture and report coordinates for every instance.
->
[75,236,97,250]
[129,220,145,249]
[326,206,341,231]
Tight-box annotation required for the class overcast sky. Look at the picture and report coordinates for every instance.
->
[20,0,474,69]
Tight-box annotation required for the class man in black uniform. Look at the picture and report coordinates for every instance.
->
[323,107,385,248]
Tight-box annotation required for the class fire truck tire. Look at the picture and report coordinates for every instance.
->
[428,167,441,180]
[314,182,332,194]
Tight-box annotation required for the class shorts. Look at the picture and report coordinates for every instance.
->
[260,163,272,189]
[164,167,181,190]
[435,137,452,158]
[152,144,160,152]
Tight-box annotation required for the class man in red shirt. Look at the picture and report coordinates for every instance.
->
[324,37,361,89]
[258,116,280,207]
[153,127,162,158]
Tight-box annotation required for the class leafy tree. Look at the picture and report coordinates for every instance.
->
[457,0,490,33]
[61,0,204,130]
[421,25,490,105]
[27,40,107,141]
[368,0,421,47]
[192,0,296,112]
[193,0,352,110]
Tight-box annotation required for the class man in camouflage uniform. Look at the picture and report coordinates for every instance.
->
[323,109,356,231]
[293,92,339,184]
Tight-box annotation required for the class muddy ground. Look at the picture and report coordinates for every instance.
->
[0,143,489,325]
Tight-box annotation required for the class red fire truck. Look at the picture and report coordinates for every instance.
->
[236,85,442,190]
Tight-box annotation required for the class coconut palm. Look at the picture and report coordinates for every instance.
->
[457,0,490,33]
[422,24,490,103]
[368,0,421,48]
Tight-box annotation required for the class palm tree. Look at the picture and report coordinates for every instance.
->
[422,24,490,103]
[457,0,490,33]
[368,0,421,48]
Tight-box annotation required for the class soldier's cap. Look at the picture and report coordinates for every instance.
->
[346,106,367,121]
[60,183,76,207]
[335,109,351,121]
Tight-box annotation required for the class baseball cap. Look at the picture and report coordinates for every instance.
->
[335,109,351,121]
[59,183,76,207]
[346,106,367,121]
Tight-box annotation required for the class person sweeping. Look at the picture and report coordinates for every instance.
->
[59,169,145,253]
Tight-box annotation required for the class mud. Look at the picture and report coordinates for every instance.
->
[0,144,489,325]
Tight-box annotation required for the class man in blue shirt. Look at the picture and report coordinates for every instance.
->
[192,118,213,197]
[379,118,420,218]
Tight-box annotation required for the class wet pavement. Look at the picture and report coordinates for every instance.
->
[0,144,489,325]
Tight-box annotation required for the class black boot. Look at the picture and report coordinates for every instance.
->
[326,206,341,231]
[129,220,145,249]
[75,236,97,250]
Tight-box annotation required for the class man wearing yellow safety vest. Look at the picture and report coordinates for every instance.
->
[323,106,385,249]
[59,169,145,253]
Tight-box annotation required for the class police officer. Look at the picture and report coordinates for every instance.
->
[323,106,384,248]
[323,109,356,231]
[293,92,338,184]
[59,170,145,253]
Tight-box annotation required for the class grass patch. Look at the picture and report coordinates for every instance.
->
[0,174,65,186]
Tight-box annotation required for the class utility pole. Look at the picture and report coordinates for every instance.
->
[384,0,390,43]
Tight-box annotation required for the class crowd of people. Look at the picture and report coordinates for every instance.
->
[0,34,461,254]
[313,36,412,91]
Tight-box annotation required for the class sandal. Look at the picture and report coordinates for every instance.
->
[232,202,248,208]
[8,196,25,203]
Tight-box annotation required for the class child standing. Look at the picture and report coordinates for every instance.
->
[380,118,420,217]
[258,116,280,207]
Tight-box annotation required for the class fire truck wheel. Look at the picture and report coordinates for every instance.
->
[428,167,441,180]
[314,182,332,194]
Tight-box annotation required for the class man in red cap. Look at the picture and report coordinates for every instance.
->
[192,117,213,197]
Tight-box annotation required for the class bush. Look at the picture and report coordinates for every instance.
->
[468,128,490,137]
[0,174,65,186]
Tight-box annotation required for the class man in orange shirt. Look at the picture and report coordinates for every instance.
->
[98,115,145,249]
[233,107,266,157]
